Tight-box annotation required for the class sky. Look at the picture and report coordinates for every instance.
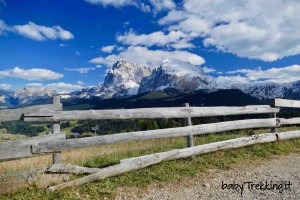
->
[1,0,300,91]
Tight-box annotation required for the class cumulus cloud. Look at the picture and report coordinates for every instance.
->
[101,45,116,53]
[202,67,216,74]
[64,67,96,74]
[13,21,74,41]
[157,0,300,61]
[217,65,300,84]
[149,0,176,13]
[228,65,300,82]
[0,83,12,90]
[0,67,63,80]
[85,0,175,13]
[89,46,205,67]
[117,30,191,48]
[158,11,188,25]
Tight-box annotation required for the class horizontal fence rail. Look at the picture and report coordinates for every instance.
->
[0,104,62,122]
[24,105,279,122]
[0,118,281,162]
[274,98,300,108]
[0,134,65,162]
[30,118,279,154]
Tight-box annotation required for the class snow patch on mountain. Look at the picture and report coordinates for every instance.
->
[138,58,216,93]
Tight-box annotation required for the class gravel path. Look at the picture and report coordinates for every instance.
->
[115,153,300,200]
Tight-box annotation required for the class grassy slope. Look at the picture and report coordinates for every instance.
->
[0,126,299,199]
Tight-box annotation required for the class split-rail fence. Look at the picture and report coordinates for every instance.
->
[0,97,300,191]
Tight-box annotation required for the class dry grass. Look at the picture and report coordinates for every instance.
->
[0,125,299,175]
[0,137,185,175]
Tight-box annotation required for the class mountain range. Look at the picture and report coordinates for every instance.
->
[0,58,299,107]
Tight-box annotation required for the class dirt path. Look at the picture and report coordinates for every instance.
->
[115,153,300,200]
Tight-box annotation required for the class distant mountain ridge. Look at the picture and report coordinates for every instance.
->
[1,58,300,107]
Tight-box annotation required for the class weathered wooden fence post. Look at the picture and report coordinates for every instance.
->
[184,103,194,147]
[271,99,278,134]
[52,96,61,164]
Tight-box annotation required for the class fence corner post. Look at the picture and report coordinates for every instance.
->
[184,103,194,147]
[52,96,62,164]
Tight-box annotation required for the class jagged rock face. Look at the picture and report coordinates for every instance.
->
[99,59,152,98]
[138,59,216,94]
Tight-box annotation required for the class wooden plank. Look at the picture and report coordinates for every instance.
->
[31,118,277,154]
[274,98,300,108]
[279,117,300,125]
[24,105,279,122]
[47,132,282,191]
[0,104,62,122]
[0,134,65,162]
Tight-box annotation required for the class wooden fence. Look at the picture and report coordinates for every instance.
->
[1,97,300,191]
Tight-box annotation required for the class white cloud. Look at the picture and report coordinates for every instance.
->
[46,82,83,90]
[65,67,96,74]
[170,39,195,49]
[95,65,102,68]
[123,21,130,27]
[235,65,300,82]
[85,0,175,13]
[13,21,74,41]
[22,82,83,92]
[0,83,12,90]
[218,65,300,84]
[158,0,300,61]
[202,67,216,74]
[101,45,116,53]
[85,0,135,8]
[216,75,249,86]
[117,30,188,48]
[0,67,63,80]
[158,11,188,25]
[25,82,43,87]
[77,81,85,85]
[89,46,205,67]
[149,0,176,13]
[168,15,211,37]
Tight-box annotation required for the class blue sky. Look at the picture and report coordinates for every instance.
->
[1,0,300,91]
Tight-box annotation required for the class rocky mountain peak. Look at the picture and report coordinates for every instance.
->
[138,58,216,94]
[100,59,153,98]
